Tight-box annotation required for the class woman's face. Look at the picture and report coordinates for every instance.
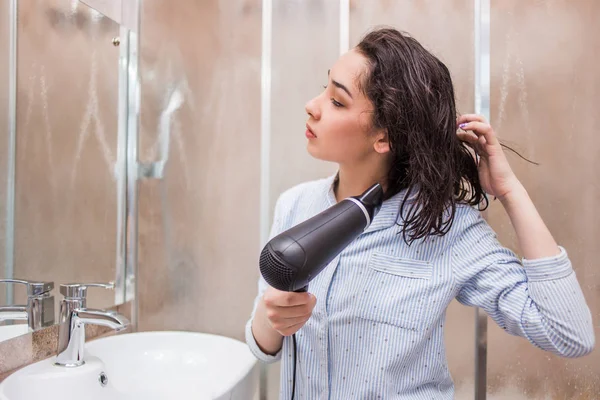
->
[304,49,388,165]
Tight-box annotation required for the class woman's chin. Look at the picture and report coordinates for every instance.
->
[307,149,335,164]
[306,143,324,160]
[306,142,342,164]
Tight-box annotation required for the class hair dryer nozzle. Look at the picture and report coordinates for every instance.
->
[353,182,384,220]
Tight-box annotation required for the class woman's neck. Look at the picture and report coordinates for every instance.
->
[334,164,388,202]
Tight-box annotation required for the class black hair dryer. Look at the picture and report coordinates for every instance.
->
[259,183,384,292]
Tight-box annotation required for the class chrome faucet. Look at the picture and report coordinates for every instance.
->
[0,279,55,331]
[55,282,130,367]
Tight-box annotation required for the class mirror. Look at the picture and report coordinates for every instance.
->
[0,0,138,343]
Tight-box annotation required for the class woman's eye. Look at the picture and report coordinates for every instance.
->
[322,85,343,107]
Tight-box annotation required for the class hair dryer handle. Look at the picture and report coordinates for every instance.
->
[294,285,308,293]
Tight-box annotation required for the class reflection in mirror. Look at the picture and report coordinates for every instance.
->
[0,279,54,341]
[0,0,130,344]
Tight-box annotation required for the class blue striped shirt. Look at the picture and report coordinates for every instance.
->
[245,173,595,399]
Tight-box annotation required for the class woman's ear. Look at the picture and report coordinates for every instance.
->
[373,129,390,154]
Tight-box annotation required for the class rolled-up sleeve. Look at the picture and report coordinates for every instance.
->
[453,208,595,358]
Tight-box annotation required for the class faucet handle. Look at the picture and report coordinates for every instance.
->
[0,279,54,297]
[59,282,114,300]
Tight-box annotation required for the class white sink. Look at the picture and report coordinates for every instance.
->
[0,325,29,342]
[0,331,258,400]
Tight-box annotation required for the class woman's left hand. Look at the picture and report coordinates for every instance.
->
[456,114,522,201]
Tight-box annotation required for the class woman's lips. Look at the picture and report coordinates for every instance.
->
[305,124,316,139]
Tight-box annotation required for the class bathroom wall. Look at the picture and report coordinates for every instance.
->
[135,0,263,336]
[483,1,600,398]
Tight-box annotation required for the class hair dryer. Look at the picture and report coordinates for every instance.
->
[259,182,384,292]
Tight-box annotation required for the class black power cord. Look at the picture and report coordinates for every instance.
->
[291,332,298,400]
[290,287,307,400]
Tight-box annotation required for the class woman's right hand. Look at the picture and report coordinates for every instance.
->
[261,286,317,336]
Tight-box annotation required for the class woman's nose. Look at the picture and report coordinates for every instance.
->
[305,96,321,120]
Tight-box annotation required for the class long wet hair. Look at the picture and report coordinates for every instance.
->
[356,27,487,244]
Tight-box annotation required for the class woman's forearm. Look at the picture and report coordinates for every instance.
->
[251,298,284,355]
[499,181,561,260]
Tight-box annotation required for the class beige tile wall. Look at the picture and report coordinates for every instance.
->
[135,0,263,337]
[484,1,600,398]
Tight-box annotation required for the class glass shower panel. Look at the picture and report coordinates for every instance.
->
[349,1,477,396]
[486,1,600,398]
[136,0,263,342]
[13,0,120,310]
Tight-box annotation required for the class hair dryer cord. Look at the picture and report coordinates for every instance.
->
[291,333,298,400]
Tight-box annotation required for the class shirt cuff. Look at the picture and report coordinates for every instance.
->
[245,317,282,363]
[523,245,573,282]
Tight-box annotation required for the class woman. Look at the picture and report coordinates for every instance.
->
[245,27,594,399]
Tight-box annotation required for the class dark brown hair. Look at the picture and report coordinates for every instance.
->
[356,27,486,244]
